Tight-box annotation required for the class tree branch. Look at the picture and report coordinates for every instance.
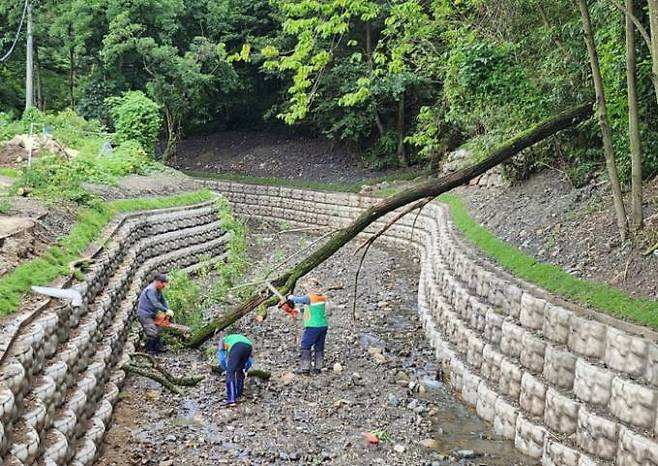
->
[187,103,594,348]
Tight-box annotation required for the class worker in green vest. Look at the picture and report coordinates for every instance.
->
[285,277,328,375]
[218,333,253,406]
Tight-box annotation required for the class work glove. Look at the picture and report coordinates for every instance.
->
[286,294,295,302]
[244,357,253,372]
[218,348,227,370]
[165,309,174,318]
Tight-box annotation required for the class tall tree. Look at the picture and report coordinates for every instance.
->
[578,0,628,240]
[626,0,643,230]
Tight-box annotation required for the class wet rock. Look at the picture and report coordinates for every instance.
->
[393,444,406,453]
[455,449,479,459]
[387,394,400,407]
[419,438,439,449]
[165,435,176,442]
[360,333,385,351]
[333,363,343,373]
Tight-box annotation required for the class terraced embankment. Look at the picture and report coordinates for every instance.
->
[0,198,230,465]
[202,180,658,466]
[2,179,658,465]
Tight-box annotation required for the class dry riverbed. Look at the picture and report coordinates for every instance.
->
[96,223,534,466]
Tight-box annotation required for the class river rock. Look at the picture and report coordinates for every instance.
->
[419,438,439,449]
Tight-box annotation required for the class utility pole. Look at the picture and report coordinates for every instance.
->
[25,0,33,112]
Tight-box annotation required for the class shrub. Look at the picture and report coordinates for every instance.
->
[106,91,161,153]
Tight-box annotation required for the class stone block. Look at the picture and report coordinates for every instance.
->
[514,415,546,459]
[576,408,619,460]
[499,358,523,401]
[544,387,580,434]
[543,439,582,466]
[484,310,504,345]
[462,370,481,406]
[519,372,546,418]
[519,293,546,330]
[476,383,498,422]
[494,397,518,440]
[481,345,503,382]
[520,332,546,374]
[543,345,577,390]
[607,376,657,430]
[504,284,523,319]
[500,321,525,360]
[542,304,572,345]
[568,316,607,359]
[450,359,464,392]
[573,359,614,406]
[604,327,648,377]
[645,343,658,387]
[617,425,658,466]
[466,333,485,369]
[468,299,487,332]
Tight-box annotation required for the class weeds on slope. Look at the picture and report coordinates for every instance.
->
[0,190,215,316]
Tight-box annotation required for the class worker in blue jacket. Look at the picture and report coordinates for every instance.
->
[218,334,253,407]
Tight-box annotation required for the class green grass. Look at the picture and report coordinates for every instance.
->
[185,169,426,193]
[439,193,658,328]
[0,167,19,178]
[0,189,215,316]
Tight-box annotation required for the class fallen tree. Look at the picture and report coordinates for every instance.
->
[187,102,594,348]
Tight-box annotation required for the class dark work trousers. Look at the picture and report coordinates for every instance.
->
[300,326,328,352]
[226,342,252,403]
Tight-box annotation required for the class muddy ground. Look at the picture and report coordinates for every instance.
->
[170,131,418,184]
[96,222,534,466]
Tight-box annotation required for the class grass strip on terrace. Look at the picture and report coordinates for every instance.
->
[0,167,19,178]
[0,189,215,316]
[439,193,658,328]
[185,170,425,193]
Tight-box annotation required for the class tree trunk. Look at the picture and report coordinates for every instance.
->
[578,0,628,240]
[366,23,385,138]
[396,92,408,167]
[69,46,76,108]
[34,44,43,111]
[187,103,593,348]
[648,0,658,105]
[163,110,179,162]
[627,0,643,230]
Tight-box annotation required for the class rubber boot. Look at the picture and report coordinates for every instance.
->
[236,371,245,399]
[153,337,167,354]
[224,372,238,407]
[144,338,157,354]
[295,349,311,374]
[313,350,324,374]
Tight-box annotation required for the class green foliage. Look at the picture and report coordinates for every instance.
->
[440,193,658,328]
[106,91,161,153]
[165,270,205,331]
[0,167,19,178]
[0,199,10,215]
[13,145,161,205]
[0,190,215,316]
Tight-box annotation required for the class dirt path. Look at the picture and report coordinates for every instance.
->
[96,224,534,466]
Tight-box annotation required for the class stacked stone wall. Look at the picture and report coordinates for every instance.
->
[0,200,229,465]
[206,181,658,466]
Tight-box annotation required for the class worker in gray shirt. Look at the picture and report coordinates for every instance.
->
[137,272,174,353]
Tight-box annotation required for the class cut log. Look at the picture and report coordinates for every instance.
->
[187,103,593,348]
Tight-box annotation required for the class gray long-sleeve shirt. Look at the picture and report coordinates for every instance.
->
[137,283,169,317]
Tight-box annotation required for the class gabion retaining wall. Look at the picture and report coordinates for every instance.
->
[205,180,658,466]
[0,199,229,465]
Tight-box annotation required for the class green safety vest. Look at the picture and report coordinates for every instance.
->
[223,334,252,352]
[303,294,328,328]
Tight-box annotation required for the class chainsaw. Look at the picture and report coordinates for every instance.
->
[154,311,191,334]
[264,281,298,318]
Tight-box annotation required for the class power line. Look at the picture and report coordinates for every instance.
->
[0,0,29,63]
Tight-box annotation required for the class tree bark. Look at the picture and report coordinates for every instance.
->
[578,0,628,240]
[626,0,643,230]
[648,0,658,105]
[187,103,593,348]
[365,23,385,138]
[396,92,408,167]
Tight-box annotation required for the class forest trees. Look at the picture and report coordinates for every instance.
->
[1,0,658,211]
